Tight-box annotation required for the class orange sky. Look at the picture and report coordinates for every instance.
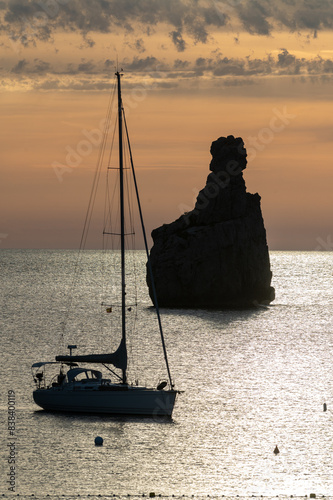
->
[1,1,332,250]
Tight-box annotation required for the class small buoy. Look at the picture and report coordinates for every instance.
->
[274,445,279,455]
[323,403,327,412]
[95,436,103,446]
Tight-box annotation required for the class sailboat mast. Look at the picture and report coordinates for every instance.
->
[122,110,175,390]
[116,71,127,385]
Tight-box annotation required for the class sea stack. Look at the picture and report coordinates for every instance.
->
[147,135,275,308]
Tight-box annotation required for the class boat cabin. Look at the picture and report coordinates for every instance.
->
[32,363,111,390]
[66,368,102,383]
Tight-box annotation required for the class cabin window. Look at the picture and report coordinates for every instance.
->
[74,372,89,381]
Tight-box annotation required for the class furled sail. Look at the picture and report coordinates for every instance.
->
[55,338,127,370]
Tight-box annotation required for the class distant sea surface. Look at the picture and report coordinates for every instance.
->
[0,250,332,499]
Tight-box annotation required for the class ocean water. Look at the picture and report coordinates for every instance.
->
[0,249,332,500]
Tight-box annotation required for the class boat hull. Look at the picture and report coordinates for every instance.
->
[33,387,177,417]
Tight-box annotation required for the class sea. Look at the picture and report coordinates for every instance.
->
[0,249,332,500]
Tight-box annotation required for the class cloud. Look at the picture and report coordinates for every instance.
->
[170,29,186,52]
[32,58,50,72]
[80,35,95,48]
[237,0,272,35]
[2,0,333,52]
[11,58,27,73]
[5,49,333,91]
[291,0,333,31]
[124,56,160,71]
[213,56,246,76]
[277,48,297,67]
[174,59,190,69]
[104,59,115,70]
[77,60,96,73]
[133,38,146,54]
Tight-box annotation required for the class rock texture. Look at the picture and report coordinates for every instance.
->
[147,135,275,308]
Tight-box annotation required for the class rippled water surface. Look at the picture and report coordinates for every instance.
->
[0,250,332,499]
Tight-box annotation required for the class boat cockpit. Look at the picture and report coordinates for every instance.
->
[32,363,111,390]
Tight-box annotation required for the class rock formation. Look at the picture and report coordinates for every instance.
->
[147,135,275,308]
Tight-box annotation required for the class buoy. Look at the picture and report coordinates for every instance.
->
[95,436,103,446]
[149,493,155,498]
[323,403,327,412]
[274,445,279,455]
[310,494,316,499]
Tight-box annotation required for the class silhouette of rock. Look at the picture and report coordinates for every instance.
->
[147,135,275,308]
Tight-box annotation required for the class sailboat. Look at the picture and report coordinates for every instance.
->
[31,72,178,417]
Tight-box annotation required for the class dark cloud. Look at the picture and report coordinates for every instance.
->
[307,56,333,74]
[1,0,225,49]
[2,0,333,52]
[174,59,190,69]
[80,35,95,48]
[237,0,272,35]
[235,0,333,35]
[33,58,50,72]
[277,48,297,67]
[77,60,96,73]
[213,56,245,76]
[170,29,186,52]
[125,56,160,71]
[193,49,333,79]
[11,58,27,73]
[246,56,273,76]
[195,57,210,68]
[104,59,115,70]
[6,49,333,89]
[292,0,333,31]
[276,48,302,74]
[125,37,146,54]
[134,38,145,53]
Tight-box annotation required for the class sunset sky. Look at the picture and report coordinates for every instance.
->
[1,0,332,250]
